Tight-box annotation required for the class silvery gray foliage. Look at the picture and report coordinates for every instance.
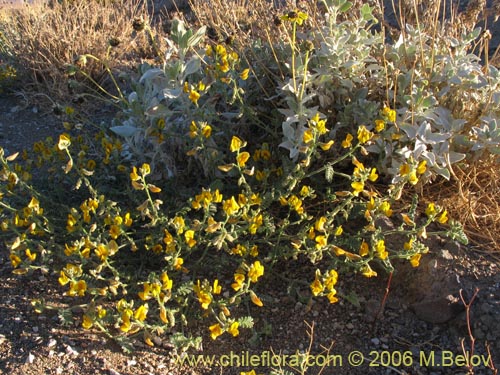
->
[109,19,206,178]
[277,0,499,182]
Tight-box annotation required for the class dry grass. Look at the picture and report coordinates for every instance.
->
[0,0,158,99]
[422,156,500,253]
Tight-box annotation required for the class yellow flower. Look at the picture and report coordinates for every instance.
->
[382,106,397,123]
[303,129,314,144]
[361,264,377,278]
[319,140,334,151]
[223,196,240,216]
[342,133,353,148]
[57,134,71,151]
[368,168,379,182]
[408,171,418,185]
[334,226,343,236]
[351,181,364,196]
[184,230,197,248]
[250,291,263,307]
[160,306,168,324]
[230,136,245,152]
[314,216,327,232]
[248,261,264,283]
[109,224,121,240]
[310,276,324,296]
[236,152,250,167]
[327,291,339,304]
[379,201,393,217]
[375,239,388,260]
[357,125,373,144]
[189,89,200,105]
[324,269,338,291]
[174,257,184,270]
[288,195,303,214]
[399,163,411,176]
[359,241,369,256]
[240,68,250,80]
[134,304,148,322]
[197,290,212,310]
[205,45,213,57]
[120,310,132,332]
[124,212,133,227]
[58,270,70,285]
[201,124,212,138]
[410,253,422,267]
[25,248,36,262]
[248,214,263,235]
[189,121,198,138]
[213,279,222,295]
[67,280,87,297]
[209,323,223,340]
[232,273,245,291]
[404,238,414,251]
[401,213,415,226]
[130,166,140,181]
[438,210,448,224]
[82,314,93,329]
[227,321,240,337]
[161,272,173,290]
[425,203,436,217]
[281,10,308,25]
[215,44,227,56]
[375,119,385,132]
[315,235,327,249]
[173,216,185,234]
[417,160,427,175]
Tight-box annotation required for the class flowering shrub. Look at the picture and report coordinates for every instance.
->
[3,0,497,353]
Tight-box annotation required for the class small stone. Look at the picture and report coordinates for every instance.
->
[109,369,121,375]
[346,323,354,330]
[127,359,137,367]
[153,336,162,346]
[56,367,63,375]
[47,338,57,348]
[410,295,463,324]
[65,345,78,356]
[32,326,39,333]
[26,352,35,364]
[439,249,454,260]
[371,338,380,346]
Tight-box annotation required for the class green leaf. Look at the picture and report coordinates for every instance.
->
[339,1,352,13]
[237,315,254,328]
[325,163,334,182]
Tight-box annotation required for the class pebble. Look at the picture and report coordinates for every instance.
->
[127,359,137,367]
[48,338,57,348]
[65,344,78,356]
[108,369,121,375]
[370,338,380,346]
[26,352,35,364]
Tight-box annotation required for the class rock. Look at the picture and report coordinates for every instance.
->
[439,249,454,260]
[26,352,35,364]
[371,337,380,345]
[410,295,463,324]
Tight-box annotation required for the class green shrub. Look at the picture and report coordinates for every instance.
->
[3,0,498,353]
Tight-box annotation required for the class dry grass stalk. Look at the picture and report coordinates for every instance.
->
[423,156,500,252]
[1,0,154,98]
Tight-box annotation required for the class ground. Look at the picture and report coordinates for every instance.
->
[0,93,499,375]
